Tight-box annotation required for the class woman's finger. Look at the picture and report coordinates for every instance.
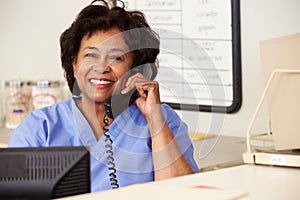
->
[121,72,147,94]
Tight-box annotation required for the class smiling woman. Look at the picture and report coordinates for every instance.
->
[8,0,199,193]
[73,29,133,104]
[80,30,133,92]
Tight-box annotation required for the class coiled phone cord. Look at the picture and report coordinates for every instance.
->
[103,112,119,189]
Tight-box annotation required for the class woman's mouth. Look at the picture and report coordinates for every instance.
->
[89,78,114,88]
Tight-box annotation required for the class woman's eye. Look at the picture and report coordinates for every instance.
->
[108,55,123,61]
[85,53,98,58]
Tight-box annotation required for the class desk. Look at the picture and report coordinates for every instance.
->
[192,134,246,171]
[59,164,300,200]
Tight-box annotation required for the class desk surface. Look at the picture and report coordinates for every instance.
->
[192,134,246,171]
[60,164,300,200]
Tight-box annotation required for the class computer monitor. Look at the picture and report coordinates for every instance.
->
[0,146,91,200]
[260,32,300,151]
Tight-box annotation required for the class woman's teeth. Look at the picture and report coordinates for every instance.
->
[90,79,112,85]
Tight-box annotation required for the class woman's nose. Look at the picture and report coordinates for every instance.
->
[93,58,112,73]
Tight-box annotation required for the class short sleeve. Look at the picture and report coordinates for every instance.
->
[162,104,199,173]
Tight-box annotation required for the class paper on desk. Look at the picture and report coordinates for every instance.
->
[60,183,248,200]
[188,132,214,141]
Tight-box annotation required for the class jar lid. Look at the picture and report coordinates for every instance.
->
[34,80,60,88]
[5,80,32,87]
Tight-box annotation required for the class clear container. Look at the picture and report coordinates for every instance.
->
[32,80,62,110]
[5,80,32,129]
[60,80,72,100]
[0,81,4,128]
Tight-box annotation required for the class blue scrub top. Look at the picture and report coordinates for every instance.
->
[9,97,199,192]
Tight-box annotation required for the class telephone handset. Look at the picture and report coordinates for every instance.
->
[102,63,157,189]
[105,63,157,119]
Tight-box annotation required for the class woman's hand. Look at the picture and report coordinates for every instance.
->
[121,72,194,179]
[121,72,162,123]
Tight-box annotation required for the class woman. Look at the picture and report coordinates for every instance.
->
[9,0,198,192]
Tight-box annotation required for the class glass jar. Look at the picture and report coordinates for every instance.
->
[0,80,4,128]
[5,80,32,129]
[32,80,62,110]
[60,80,72,100]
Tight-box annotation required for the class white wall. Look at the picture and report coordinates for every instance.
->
[1,0,300,137]
[0,0,89,81]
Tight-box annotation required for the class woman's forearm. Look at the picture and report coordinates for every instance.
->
[147,107,194,180]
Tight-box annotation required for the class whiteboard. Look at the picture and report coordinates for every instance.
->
[123,0,242,113]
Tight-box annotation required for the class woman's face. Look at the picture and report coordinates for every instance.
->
[73,28,134,103]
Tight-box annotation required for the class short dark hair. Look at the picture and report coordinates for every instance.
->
[60,0,160,95]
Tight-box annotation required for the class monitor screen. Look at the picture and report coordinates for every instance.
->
[0,146,90,200]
